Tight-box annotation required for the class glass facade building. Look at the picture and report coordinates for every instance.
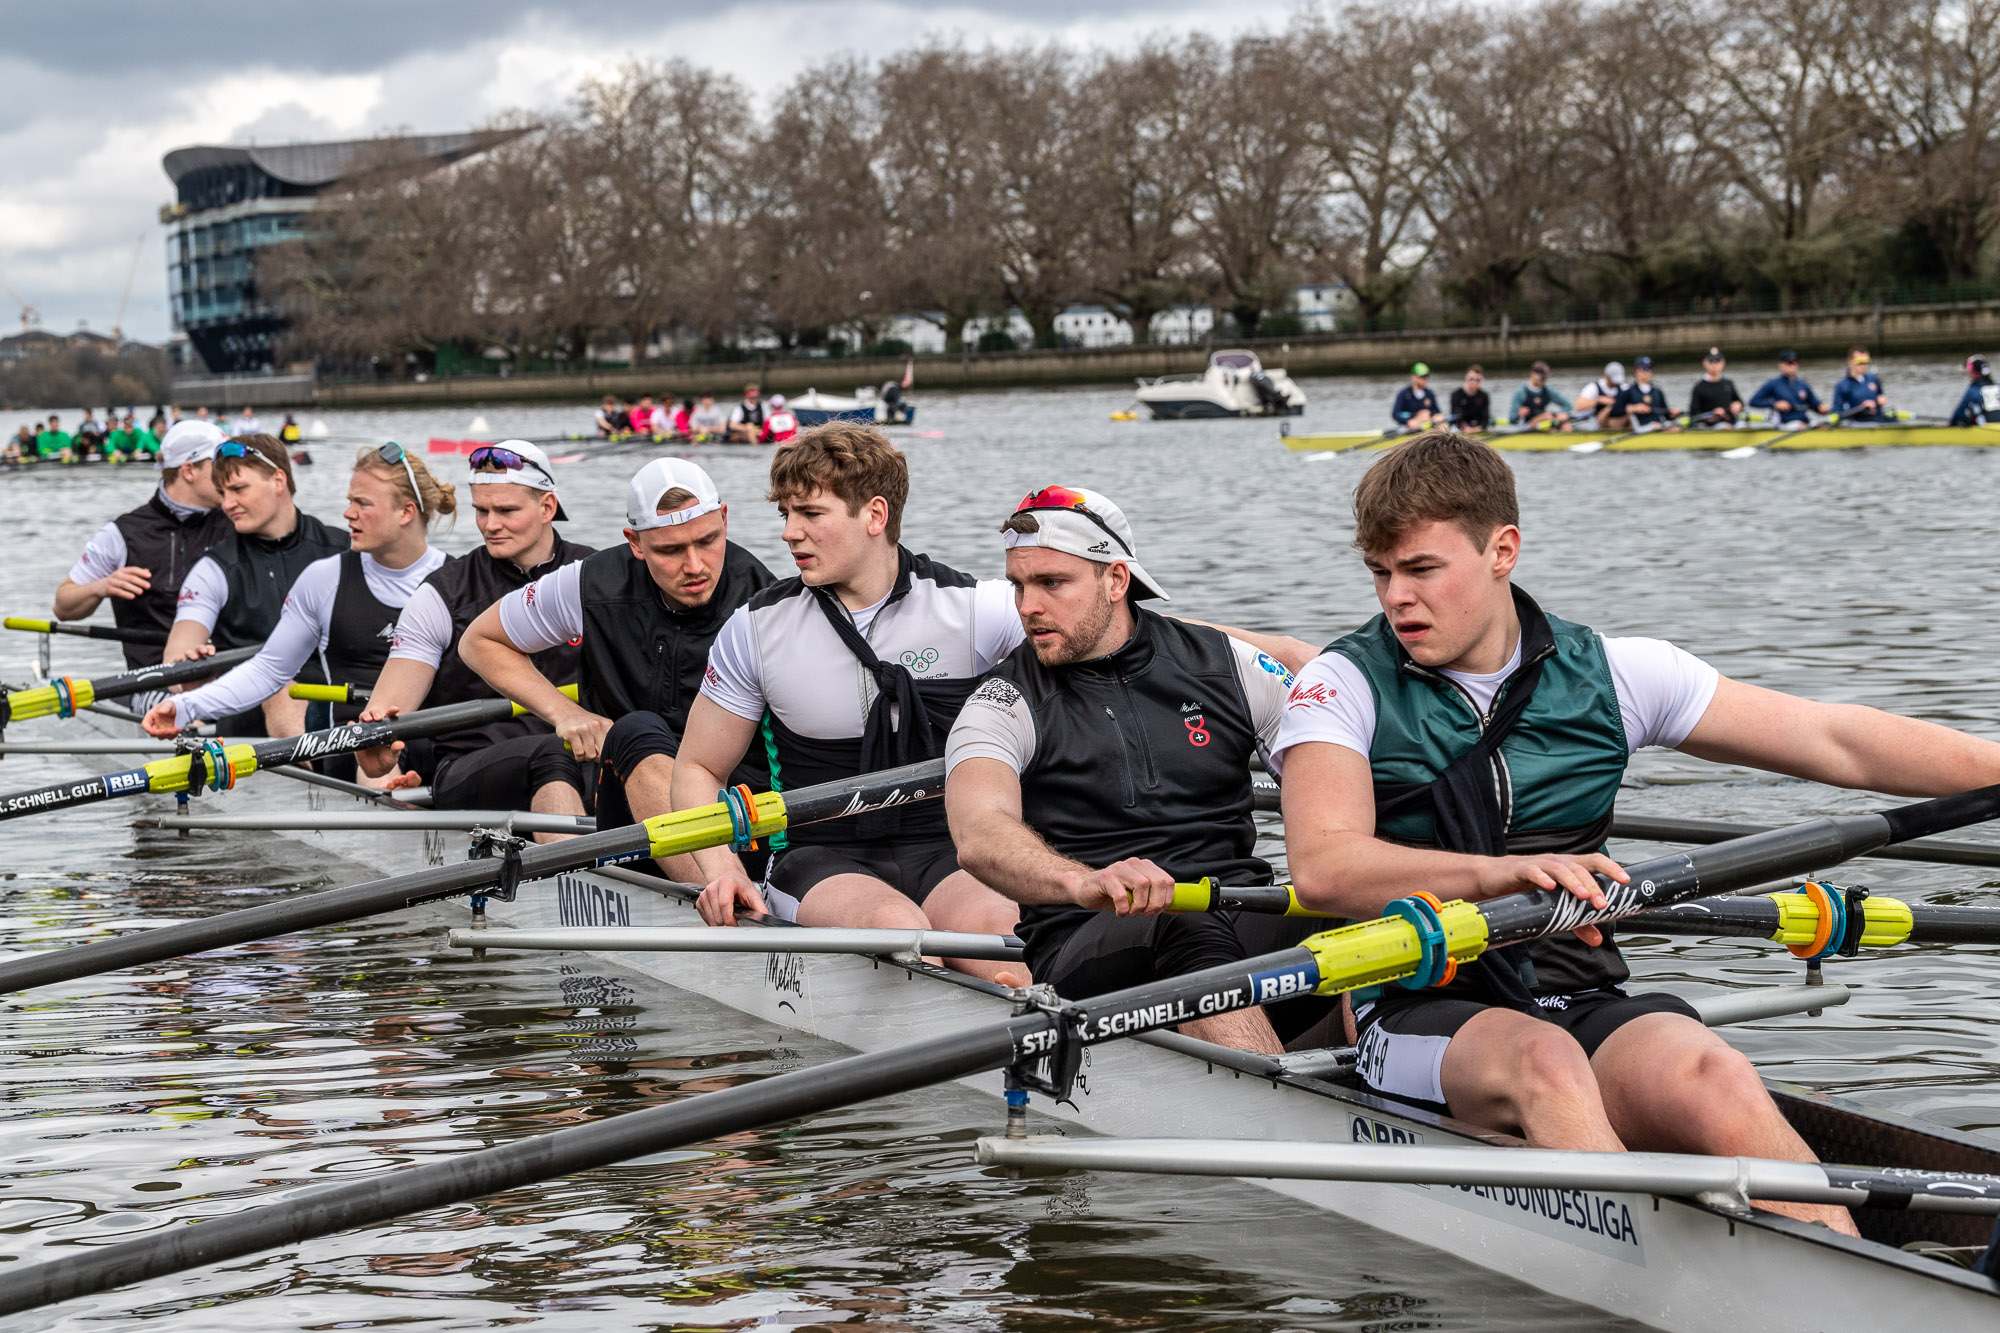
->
[160,132,523,374]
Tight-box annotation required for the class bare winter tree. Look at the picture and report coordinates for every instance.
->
[1076,40,1206,343]
[1295,5,1441,331]
[1852,0,2000,284]
[750,60,895,350]
[1414,4,1590,319]
[874,43,1003,354]
[1185,32,1327,336]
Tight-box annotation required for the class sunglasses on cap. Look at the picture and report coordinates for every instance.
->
[375,440,423,506]
[469,444,553,485]
[1013,485,1132,555]
[216,439,279,470]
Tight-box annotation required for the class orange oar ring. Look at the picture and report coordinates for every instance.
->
[1785,881,1838,959]
[1409,891,1458,986]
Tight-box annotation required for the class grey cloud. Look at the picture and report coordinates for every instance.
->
[12,0,1171,74]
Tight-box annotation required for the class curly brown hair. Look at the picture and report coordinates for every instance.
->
[767,422,908,542]
[1352,430,1518,555]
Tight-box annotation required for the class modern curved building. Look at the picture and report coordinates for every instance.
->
[159,130,523,374]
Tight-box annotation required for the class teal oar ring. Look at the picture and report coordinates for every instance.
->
[1386,891,1455,989]
[720,783,760,851]
[188,740,235,794]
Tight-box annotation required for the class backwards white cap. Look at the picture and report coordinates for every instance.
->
[468,438,567,519]
[157,419,225,470]
[1003,485,1170,601]
[626,457,723,530]
[1603,361,1625,383]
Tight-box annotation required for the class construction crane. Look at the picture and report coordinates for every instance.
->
[111,233,144,343]
[0,274,41,333]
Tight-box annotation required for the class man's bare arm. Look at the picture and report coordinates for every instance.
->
[162,620,212,664]
[54,568,148,621]
[948,757,1185,916]
[460,602,614,760]
[1679,677,2000,797]
[947,758,1090,905]
[670,695,762,881]
[1174,617,1318,674]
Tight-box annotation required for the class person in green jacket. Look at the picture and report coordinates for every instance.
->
[35,414,73,461]
[127,412,160,457]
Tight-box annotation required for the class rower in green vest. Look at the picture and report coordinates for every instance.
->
[34,414,73,461]
[1272,430,2000,1237]
[126,412,160,457]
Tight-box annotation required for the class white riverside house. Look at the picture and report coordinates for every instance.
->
[835,285,1351,354]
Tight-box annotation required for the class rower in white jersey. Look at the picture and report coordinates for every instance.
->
[142,445,457,781]
[670,423,1026,982]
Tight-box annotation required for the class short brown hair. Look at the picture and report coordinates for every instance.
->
[1352,430,1518,555]
[212,433,297,494]
[768,422,908,542]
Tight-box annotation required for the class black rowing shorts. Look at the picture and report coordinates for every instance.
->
[767,837,959,908]
[1354,987,1701,1112]
[432,732,584,811]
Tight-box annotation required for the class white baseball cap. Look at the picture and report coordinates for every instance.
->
[158,419,226,469]
[626,457,722,531]
[1603,361,1625,383]
[468,439,567,520]
[1003,485,1170,601]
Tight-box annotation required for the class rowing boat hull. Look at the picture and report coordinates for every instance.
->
[475,865,2000,1333]
[1283,424,2000,452]
[23,707,2000,1329]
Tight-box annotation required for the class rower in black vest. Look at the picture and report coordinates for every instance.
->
[54,420,231,667]
[670,427,1024,983]
[145,444,454,763]
[357,441,593,833]
[1274,431,2000,1235]
[726,383,767,444]
[460,457,774,854]
[945,484,1318,1051]
[159,434,346,737]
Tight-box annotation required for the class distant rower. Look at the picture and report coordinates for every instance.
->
[1685,347,1743,426]
[1391,363,1441,431]
[1572,361,1624,425]
[1447,366,1490,431]
[1829,347,1888,422]
[1949,355,2000,427]
[1604,356,1675,433]
[1748,350,1824,427]
[1508,361,1572,430]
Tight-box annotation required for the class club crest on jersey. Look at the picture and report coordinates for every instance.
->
[1184,715,1210,746]
[899,647,940,674]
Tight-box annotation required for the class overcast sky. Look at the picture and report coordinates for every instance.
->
[1,1,1296,345]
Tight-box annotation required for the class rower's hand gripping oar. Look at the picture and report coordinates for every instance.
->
[0,645,260,728]
[3,781,1997,1318]
[2,616,168,647]
[0,759,945,995]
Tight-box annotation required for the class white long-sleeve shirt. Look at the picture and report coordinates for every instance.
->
[171,548,445,727]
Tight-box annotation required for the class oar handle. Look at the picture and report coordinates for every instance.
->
[1168,879,1330,917]
[288,683,366,703]
[3,617,169,646]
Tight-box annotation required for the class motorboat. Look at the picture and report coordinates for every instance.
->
[790,386,917,427]
[1134,349,1307,419]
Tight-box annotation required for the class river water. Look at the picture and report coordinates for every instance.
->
[2,353,1997,1330]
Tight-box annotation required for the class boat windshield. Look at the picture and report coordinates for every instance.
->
[1210,350,1258,370]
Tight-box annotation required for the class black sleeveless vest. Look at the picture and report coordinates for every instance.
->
[1000,610,1270,956]
[578,539,775,791]
[110,491,233,668]
[421,535,595,763]
[207,511,347,676]
[319,552,401,722]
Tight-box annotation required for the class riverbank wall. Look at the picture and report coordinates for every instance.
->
[173,297,2000,410]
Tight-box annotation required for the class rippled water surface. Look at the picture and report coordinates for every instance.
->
[3,355,1998,1329]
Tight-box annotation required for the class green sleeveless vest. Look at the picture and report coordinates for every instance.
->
[1332,589,1633,998]
[1333,598,1627,850]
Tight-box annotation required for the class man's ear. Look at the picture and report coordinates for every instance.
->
[1106,561,1132,603]
[1488,524,1522,578]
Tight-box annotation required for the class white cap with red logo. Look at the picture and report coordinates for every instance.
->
[1002,485,1170,601]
